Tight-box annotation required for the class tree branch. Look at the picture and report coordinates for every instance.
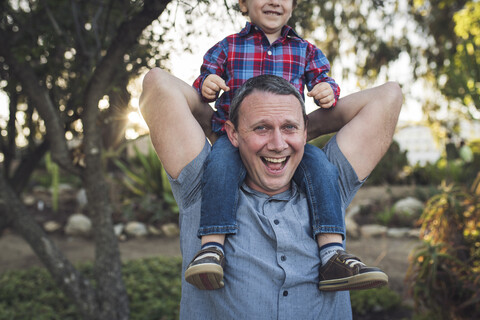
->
[0,31,81,176]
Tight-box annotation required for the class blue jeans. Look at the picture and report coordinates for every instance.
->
[198,134,345,238]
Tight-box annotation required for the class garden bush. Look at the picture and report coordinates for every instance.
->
[0,257,182,320]
[350,286,404,317]
[0,255,407,319]
[405,174,480,320]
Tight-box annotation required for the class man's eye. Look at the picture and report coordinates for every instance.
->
[284,125,297,131]
[254,126,266,131]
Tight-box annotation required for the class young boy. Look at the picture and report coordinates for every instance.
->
[185,0,388,292]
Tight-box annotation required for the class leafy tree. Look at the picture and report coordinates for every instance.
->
[408,0,479,112]
[0,1,174,319]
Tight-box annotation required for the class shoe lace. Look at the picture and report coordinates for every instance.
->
[344,258,366,268]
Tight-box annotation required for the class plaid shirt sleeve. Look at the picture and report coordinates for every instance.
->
[192,39,229,103]
[304,42,340,107]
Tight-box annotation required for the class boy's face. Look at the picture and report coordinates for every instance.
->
[239,0,294,40]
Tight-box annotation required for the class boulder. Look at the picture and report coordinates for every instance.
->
[65,213,92,237]
[392,197,424,227]
[161,223,180,237]
[360,224,388,237]
[125,221,148,237]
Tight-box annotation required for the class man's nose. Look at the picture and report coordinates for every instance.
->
[267,129,288,152]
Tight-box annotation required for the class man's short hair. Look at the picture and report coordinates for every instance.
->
[229,75,307,129]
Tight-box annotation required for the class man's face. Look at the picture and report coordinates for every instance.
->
[238,0,294,38]
[226,90,307,196]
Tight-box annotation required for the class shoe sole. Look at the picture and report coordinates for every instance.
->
[318,271,388,291]
[185,263,224,290]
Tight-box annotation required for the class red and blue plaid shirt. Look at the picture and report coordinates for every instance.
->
[193,22,340,134]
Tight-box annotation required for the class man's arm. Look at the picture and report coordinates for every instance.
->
[139,68,214,178]
[307,82,403,180]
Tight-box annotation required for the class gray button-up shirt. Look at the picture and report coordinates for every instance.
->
[169,136,363,319]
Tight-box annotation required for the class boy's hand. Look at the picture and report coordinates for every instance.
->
[202,74,230,100]
[308,82,335,108]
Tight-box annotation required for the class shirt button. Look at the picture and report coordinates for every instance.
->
[283,290,288,296]
[267,50,272,55]
[281,255,286,261]
[274,219,279,225]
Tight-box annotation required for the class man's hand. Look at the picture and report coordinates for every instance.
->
[202,74,230,100]
[307,82,335,108]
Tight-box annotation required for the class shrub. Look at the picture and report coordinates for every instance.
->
[0,256,182,320]
[113,141,178,224]
[365,140,409,185]
[405,174,480,320]
[350,286,403,316]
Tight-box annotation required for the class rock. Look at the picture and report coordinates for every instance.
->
[161,223,180,237]
[148,225,162,236]
[43,221,62,233]
[393,197,423,218]
[408,228,421,238]
[360,224,388,237]
[345,216,360,239]
[76,188,88,209]
[65,213,92,237]
[37,200,45,211]
[114,224,124,237]
[125,222,148,237]
[387,227,411,238]
[22,195,36,206]
[346,205,361,220]
[57,183,74,194]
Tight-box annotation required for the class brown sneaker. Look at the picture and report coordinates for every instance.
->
[185,247,225,290]
[318,250,388,291]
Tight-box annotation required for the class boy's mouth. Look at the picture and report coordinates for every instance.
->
[263,10,282,16]
[262,156,288,171]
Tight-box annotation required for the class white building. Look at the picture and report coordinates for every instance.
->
[394,120,480,166]
[394,124,442,166]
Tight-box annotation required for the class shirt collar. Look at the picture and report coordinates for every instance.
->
[239,21,302,41]
[240,181,299,201]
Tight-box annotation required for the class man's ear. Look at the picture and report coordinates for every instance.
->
[225,120,239,147]
[304,119,308,145]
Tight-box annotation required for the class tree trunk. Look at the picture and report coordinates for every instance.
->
[0,170,101,319]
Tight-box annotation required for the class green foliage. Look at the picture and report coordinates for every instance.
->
[114,144,166,197]
[405,177,480,319]
[0,256,182,320]
[350,286,404,316]
[366,140,409,185]
[114,142,178,224]
[375,206,397,226]
[45,152,59,212]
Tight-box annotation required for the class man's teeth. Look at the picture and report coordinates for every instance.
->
[264,157,286,163]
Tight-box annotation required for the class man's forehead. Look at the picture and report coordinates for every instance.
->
[240,91,302,111]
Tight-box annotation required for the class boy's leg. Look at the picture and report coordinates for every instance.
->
[185,135,245,290]
[293,144,388,291]
[293,144,344,239]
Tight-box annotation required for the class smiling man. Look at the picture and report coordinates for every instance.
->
[226,82,307,196]
[140,72,402,319]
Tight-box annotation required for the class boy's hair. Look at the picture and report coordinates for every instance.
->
[229,74,307,129]
[238,0,298,16]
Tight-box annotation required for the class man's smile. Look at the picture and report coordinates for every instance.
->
[261,156,289,172]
